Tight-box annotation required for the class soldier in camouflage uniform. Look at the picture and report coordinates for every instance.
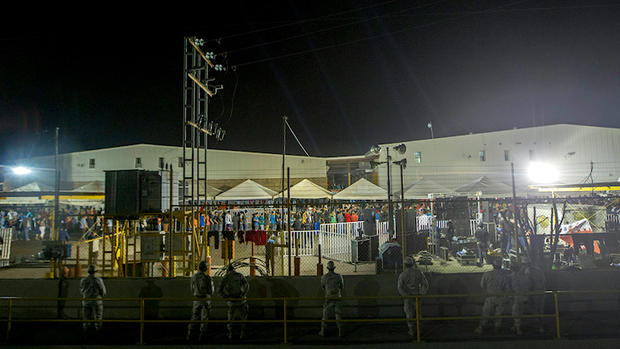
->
[475,259,508,334]
[510,261,531,335]
[219,263,250,340]
[398,256,429,337]
[527,261,547,334]
[187,260,214,342]
[319,261,344,337]
[80,264,107,332]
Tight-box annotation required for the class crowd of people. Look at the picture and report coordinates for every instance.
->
[0,206,102,241]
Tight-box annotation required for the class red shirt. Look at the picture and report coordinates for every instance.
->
[344,213,352,222]
[351,213,358,222]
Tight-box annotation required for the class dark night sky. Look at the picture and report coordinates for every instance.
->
[1,0,620,163]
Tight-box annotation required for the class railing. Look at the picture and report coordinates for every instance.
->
[0,228,12,268]
[4,289,614,345]
[285,230,320,257]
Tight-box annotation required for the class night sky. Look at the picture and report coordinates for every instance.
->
[1,0,620,164]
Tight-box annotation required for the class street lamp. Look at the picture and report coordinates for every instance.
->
[427,121,434,139]
[393,157,408,268]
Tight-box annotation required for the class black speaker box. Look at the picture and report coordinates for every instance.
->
[362,208,376,236]
[105,170,162,217]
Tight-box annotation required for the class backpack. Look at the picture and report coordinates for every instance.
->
[223,272,245,298]
[83,276,101,298]
[195,273,212,296]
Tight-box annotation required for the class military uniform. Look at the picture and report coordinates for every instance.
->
[476,266,508,333]
[527,264,547,332]
[397,261,429,336]
[187,270,214,341]
[319,265,344,336]
[219,267,249,339]
[510,265,532,335]
[80,269,106,331]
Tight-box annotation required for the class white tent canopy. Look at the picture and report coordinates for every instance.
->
[215,179,277,201]
[72,181,105,193]
[333,178,387,200]
[275,179,333,199]
[10,182,53,192]
[455,176,513,197]
[395,177,455,199]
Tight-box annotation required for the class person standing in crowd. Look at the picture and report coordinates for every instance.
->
[397,256,429,337]
[475,224,489,266]
[475,259,508,334]
[80,265,107,333]
[187,261,214,343]
[319,261,344,337]
[219,264,250,340]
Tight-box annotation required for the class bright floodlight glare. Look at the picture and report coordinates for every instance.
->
[528,162,558,184]
[12,166,32,175]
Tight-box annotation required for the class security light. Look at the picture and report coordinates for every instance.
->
[528,162,558,184]
[11,166,32,175]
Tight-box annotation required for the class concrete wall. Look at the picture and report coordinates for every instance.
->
[2,270,620,321]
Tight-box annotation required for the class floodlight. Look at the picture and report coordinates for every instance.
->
[370,160,385,169]
[393,143,406,154]
[12,166,32,175]
[394,158,407,169]
[370,145,381,155]
[528,162,558,184]
[427,121,432,129]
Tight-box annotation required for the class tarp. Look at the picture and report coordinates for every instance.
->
[333,178,387,200]
[274,179,333,199]
[395,177,454,199]
[455,176,513,197]
[215,179,277,201]
[559,218,601,254]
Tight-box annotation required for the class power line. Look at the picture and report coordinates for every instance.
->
[208,0,400,42]
[224,0,447,55]
[232,0,532,68]
[285,119,311,157]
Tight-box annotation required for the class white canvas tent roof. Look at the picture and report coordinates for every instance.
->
[395,177,455,199]
[215,179,277,200]
[275,179,333,199]
[72,181,105,193]
[455,176,513,197]
[333,178,387,200]
[10,182,53,192]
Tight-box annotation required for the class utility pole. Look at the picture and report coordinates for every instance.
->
[387,148,394,237]
[511,162,520,263]
[281,115,287,237]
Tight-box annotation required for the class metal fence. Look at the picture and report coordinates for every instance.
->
[5,289,618,345]
[0,228,12,268]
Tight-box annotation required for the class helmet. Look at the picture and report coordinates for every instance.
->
[327,261,336,270]
[198,260,208,271]
[87,264,97,274]
[405,256,415,267]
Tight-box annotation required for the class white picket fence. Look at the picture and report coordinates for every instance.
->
[0,228,13,267]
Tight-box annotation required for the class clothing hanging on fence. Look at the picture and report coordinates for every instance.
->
[223,231,235,241]
[245,230,267,245]
[237,231,245,244]
[207,231,220,250]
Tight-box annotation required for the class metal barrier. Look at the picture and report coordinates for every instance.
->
[0,228,12,267]
[3,289,610,345]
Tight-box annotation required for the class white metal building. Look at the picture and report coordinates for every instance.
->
[7,144,328,192]
[373,124,620,195]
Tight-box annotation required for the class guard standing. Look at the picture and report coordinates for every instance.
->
[474,259,508,334]
[80,264,107,333]
[319,260,344,337]
[510,261,531,335]
[475,224,489,266]
[187,260,214,342]
[219,264,250,340]
[397,256,429,337]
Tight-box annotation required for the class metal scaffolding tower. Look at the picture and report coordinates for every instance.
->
[181,37,220,275]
